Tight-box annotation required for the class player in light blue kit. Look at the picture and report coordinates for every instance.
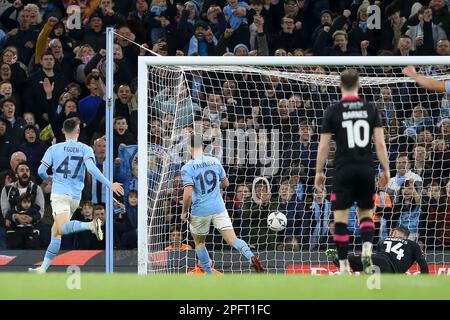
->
[29,117,124,273]
[181,133,265,273]
[404,65,450,92]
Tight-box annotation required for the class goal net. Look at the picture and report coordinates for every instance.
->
[137,56,450,275]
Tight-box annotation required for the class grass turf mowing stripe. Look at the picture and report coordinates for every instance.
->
[1,274,450,300]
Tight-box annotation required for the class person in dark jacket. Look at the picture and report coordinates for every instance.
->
[0,117,13,173]
[113,116,136,159]
[17,125,48,184]
[22,51,69,129]
[313,28,360,56]
[1,97,26,147]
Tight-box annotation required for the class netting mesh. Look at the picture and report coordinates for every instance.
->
[143,64,450,274]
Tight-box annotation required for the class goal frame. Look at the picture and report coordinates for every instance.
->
[137,55,450,275]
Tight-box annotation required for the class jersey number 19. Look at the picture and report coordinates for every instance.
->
[342,120,370,148]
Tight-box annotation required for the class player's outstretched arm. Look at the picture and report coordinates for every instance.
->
[403,65,446,92]
[85,158,124,196]
[373,127,390,188]
[315,133,332,191]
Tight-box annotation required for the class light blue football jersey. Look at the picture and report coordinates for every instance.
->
[181,156,227,217]
[41,140,95,200]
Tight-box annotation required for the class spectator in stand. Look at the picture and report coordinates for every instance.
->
[206,5,227,42]
[1,97,26,147]
[78,70,104,125]
[114,190,138,249]
[271,15,306,54]
[386,153,423,201]
[308,187,332,249]
[0,151,26,192]
[74,44,96,83]
[177,1,200,50]
[436,38,450,55]
[430,137,450,181]
[90,204,106,249]
[148,0,168,44]
[186,21,217,56]
[4,193,41,249]
[72,200,94,249]
[411,143,433,187]
[276,180,307,245]
[420,181,446,247]
[165,225,192,250]
[84,137,107,205]
[440,118,450,144]
[223,0,251,49]
[381,4,407,52]
[0,80,22,114]
[405,6,447,56]
[0,161,50,246]
[113,116,136,159]
[115,25,140,79]
[114,83,135,126]
[375,86,396,126]
[23,51,69,128]
[418,126,435,152]
[242,178,278,250]
[403,104,433,136]
[348,2,378,56]
[435,179,450,247]
[0,117,13,174]
[3,5,39,66]
[70,12,106,52]
[226,183,250,239]
[95,0,126,28]
[395,181,422,241]
[127,0,150,45]
[313,29,360,56]
[203,93,224,123]
[17,125,48,184]
[395,34,416,56]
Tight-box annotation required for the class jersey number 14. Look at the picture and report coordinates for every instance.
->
[342,120,370,148]
[383,240,405,260]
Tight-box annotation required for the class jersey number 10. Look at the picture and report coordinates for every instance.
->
[342,120,370,148]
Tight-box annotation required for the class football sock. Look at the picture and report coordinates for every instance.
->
[334,222,350,260]
[39,237,61,271]
[196,248,212,274]
[359,217,375,249]
[61,220,92,235]
[231,239,254,260]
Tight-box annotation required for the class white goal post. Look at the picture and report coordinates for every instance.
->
[137,56,450,275]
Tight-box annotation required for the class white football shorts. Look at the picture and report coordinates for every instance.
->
[189,211,233,236]
[50,194,80,218]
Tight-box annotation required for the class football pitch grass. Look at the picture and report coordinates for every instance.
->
[1,273,450,300]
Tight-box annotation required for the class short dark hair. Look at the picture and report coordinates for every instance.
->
[128,190,138,197]
[189,133,203,150]
[395,225,410,237]
[17,193,33,206]
[94,204,105,211]
[340,69,359,91]
[63,117,80,134]
[15,161,29,173]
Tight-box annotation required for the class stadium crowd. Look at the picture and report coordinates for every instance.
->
[0,0,448,253]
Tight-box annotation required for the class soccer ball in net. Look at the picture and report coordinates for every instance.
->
[267,212,287,232]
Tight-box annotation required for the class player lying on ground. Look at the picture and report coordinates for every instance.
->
[315,69,390,275]
[326,226,429,274]
[29,117,124,273]
[181,133,265,273]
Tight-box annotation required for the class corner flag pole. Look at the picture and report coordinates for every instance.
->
[105,27,115,273]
